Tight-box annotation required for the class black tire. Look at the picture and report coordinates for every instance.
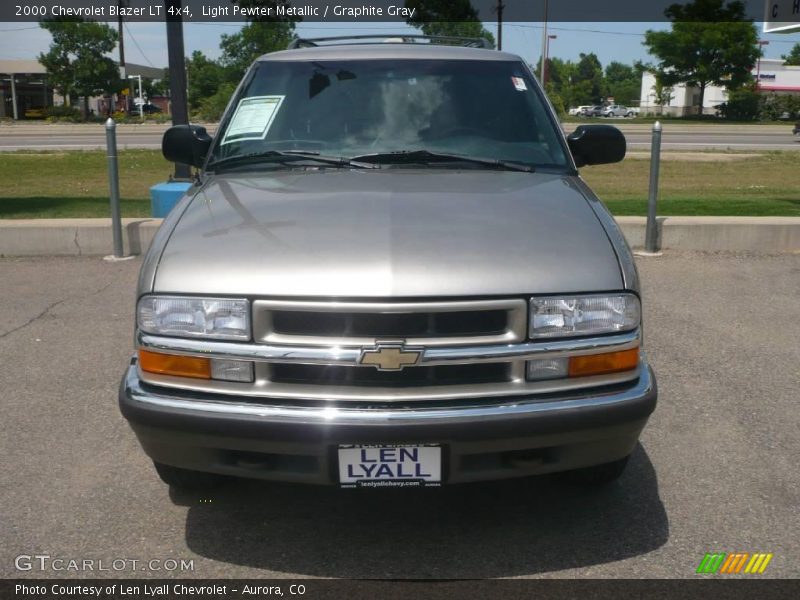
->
[153,462,225,490]
[555,455,630,486]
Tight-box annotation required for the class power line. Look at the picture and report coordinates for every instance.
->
[123,22,155,67]
[0,26,40,32]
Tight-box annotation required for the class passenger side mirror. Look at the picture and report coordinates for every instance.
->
[162,124,213,169]
[567,125,626,168]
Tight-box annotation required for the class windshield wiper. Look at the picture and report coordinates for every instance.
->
[207,150,378,171]
[349,150,536,173]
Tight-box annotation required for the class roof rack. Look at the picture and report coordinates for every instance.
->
[286,34,494,50]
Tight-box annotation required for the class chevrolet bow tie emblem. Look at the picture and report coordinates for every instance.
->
[359,343,423,371]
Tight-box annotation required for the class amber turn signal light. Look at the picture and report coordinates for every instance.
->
[568,348,639,378]
[139,349,211,379]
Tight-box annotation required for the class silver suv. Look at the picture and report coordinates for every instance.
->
[603,104,635,118]
[119,36,656,490]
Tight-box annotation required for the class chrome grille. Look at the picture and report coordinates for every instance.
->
[269,363,512,387]
[252,299,527,347]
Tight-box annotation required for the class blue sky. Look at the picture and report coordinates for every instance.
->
[0,20,797,69]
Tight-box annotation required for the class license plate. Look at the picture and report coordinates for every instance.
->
[338,444,441,488]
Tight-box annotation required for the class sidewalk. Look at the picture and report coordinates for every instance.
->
[1,217,799,256]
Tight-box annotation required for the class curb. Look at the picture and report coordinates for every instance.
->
[0,217,799,257]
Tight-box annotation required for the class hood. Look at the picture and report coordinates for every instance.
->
[153,169,622,297]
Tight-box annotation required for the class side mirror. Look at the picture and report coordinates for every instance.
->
[162,124,213,169]
[567,125,626,168]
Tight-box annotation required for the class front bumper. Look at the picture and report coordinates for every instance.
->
[119,360,657,485]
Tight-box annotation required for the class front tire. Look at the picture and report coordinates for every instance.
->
[555,455,630,486]
[153,462,225,490]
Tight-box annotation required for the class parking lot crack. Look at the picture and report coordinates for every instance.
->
[73,228,82,256]
[0,280,116,340]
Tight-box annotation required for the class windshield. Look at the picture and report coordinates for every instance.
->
[209,59,569,171]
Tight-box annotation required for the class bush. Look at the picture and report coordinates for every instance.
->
[758,93,800,121]
[718,89,760,121]
[44,105,82,122]
[195,83,237,122]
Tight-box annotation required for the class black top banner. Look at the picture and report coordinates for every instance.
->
[3,579,800,600]
[0,0,795,23]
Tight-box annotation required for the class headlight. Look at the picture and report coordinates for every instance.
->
[529,294,640,339]
[138,296,250,340]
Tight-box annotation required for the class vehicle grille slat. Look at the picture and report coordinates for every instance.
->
[270,363,511,388]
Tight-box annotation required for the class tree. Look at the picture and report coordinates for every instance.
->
[643,0,760,114]
[603,61,641,105]
[38,18,120,117]
[782,43,800,66]
[186,51,224,109]
[405,0,495,47]
[219,21,296,81]
[651,76,675,114]
[576,53,604,102]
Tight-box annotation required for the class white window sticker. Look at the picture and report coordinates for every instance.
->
[221,95,285,145]
[511,76,527,91]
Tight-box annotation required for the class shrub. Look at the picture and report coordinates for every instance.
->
[44,105,82,122]
[195,83,237,122]
[718,89,760,121]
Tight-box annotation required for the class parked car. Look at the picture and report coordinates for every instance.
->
[603,105,635,118]
[129,103,162,116]
[569,105,593,116]
[120,36,656,490]
[582,105,604,117]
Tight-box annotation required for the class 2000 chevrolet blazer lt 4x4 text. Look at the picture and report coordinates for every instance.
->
[119,37,657,490]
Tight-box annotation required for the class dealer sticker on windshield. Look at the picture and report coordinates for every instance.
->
[338,444,442,488]
[221,95,284,145]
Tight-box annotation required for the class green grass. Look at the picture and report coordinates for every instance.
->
[0,149,797,218]
[0,150,172,219]
[582,151,800,217]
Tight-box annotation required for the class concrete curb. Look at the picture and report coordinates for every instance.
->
[0,217,799,257]
[0,219,162,257]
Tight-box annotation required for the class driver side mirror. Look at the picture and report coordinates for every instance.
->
[162,124,213,169]
[567,125,626,168]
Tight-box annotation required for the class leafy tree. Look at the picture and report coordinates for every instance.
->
[603,62,641,105]
[643,0,760,113]
[186,51,224,109]
[405,0,495,47]
[576,53,604,102]
[651,76,675,112]
[38,18,120,118]
[219,21,296,81]
[782,43,800,66]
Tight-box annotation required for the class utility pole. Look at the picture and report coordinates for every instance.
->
[539,0,549,83]
[117,0,127,114]
[165,0,191,180]
[496,0,504,51]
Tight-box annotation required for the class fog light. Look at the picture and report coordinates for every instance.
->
[526,358,569,381]
[211,359,254,383]
[568,348,639,378]
[139,349,211,379]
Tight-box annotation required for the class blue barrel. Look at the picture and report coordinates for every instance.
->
[150,181,193,218]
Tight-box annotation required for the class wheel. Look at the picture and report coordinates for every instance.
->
[627,111,635,118]
[554,455,630,486]
[153,461,225,490]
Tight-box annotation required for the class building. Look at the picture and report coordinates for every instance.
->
[639,58,800,116]
[0,59,166,119]
[0,60,49,119]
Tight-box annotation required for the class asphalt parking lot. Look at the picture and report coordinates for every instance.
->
[1,252,798,579]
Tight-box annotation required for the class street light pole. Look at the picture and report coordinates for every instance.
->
[128,74,143,118]
[756,40,770,91]
[543,34,557,87]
